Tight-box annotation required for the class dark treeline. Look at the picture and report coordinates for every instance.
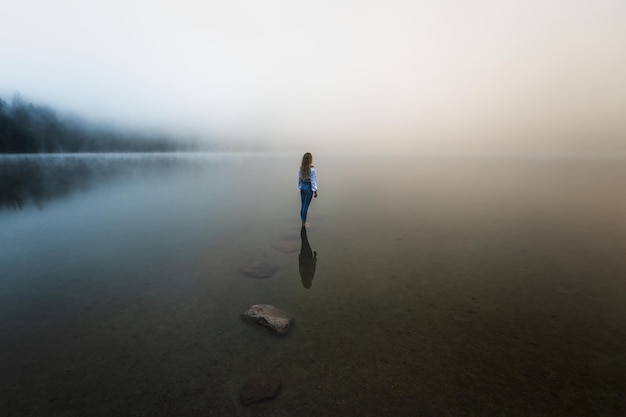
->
[0,92,206,153]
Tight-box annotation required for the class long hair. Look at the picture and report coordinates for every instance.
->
[300,152,313,180]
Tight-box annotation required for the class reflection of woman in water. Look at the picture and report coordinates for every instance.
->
[299,225,317,289]
[298,152,318,225]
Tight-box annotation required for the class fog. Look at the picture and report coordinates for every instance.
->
[2,0,625,152]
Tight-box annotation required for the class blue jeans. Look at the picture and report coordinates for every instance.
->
[300,182,313,222]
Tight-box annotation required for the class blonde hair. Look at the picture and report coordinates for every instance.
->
[300,152,313,180]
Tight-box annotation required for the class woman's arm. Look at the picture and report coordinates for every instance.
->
[310,167,318,195]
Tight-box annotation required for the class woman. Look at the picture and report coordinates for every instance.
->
[298,152,318,225]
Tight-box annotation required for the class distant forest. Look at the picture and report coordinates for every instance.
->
[0,92,205,153]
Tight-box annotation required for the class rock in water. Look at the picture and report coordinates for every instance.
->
[279,232,300,241]
[242,304,292,334]
[272,242,300,254]
[240,375,282,405]
[240,262,278,278]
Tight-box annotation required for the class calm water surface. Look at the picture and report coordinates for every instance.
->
[1,152,625,416]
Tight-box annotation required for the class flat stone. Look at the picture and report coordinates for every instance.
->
[272,242,300,254]
[240,262,278,278]
[242,304,292,335]
[240,375,282,405]
[279,232,300,241]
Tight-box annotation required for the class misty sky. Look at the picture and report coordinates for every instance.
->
[2,0,625,152]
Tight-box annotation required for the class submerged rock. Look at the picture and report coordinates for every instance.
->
[279,232,300,241]
[242,304,292,335]
[240,261,278,278]
[240,375,282,405]
[272,242,300,254]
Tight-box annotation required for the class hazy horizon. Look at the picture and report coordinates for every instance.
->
[2,0,625,153]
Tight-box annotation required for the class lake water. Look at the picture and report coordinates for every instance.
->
[1,152,625,416]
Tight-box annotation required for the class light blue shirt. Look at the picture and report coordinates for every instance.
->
[298,166,318,192]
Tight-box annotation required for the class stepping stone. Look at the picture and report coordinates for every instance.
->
[272,242,300,254]
[240,262,278,278]
[242,304,292,334]
[240,375,282,405]
[279,232,300,241]
[280,225,314,241]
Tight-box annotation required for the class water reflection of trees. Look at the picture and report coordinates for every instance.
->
[0,155,204,211]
